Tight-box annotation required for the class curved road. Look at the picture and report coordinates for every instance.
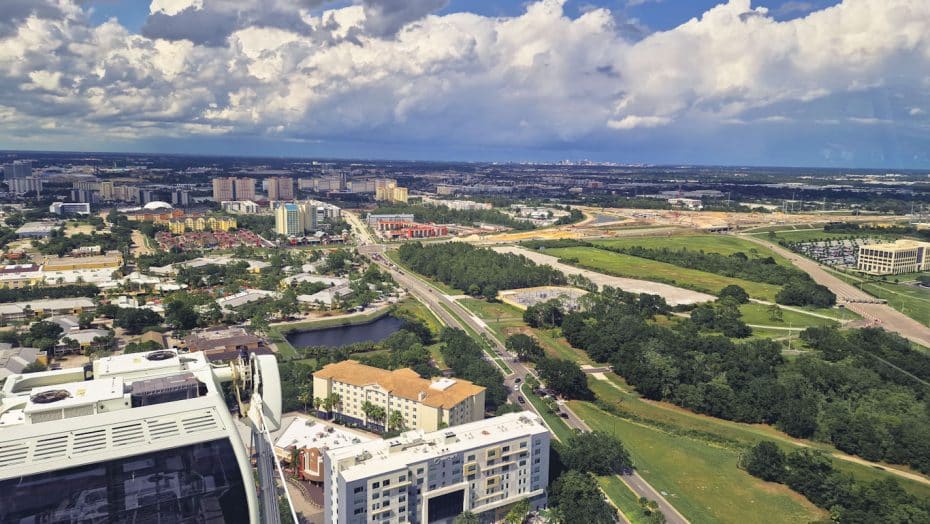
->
[741,235,930,347]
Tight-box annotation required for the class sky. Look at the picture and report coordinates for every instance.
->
[1,0,929,168]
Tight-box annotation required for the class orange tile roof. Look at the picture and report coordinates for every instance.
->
[314,360,484,409]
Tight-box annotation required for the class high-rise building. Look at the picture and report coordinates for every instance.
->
[323,412,551,524]
[274,201,317,236]
[9,176,42,196]
[213,178,235,202]
[171,189,191,207]
[3,160,32,181]
[313,360,485,433]
[375,179,409,204]
[235,178,256,201]
[267,177,294,200]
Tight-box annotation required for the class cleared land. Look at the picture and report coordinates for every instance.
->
[739,303,839,328]
[494,246,715,305]
[542,246,779,301]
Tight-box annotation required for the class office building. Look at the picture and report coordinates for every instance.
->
[857,240,930,275]
[69,188,98,204]
[222,200,261,214]
[170,188,191,207]
[267,177,295,201]
[3,160,32,181]
[422,198,492,211]
[305,199,342,221]
[49,202,91,215]
[366,213,415,226]
[323,412,550,524]
[9,176,43,196]
[275,201,317,236]
[313,360,485,433]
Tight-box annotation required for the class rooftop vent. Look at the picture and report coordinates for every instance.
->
[30,390,71,404]
[145,350,177,361]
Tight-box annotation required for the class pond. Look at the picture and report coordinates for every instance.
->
[285,315,405,348]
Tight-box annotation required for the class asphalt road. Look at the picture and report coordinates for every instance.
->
[742,235,930,347]
[344,211,688,524]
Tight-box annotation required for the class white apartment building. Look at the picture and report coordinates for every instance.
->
[313,360,486,433]
[324,412,551,524]
[857,239,930,275]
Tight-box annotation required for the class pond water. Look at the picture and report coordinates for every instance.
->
[285,315,405,348]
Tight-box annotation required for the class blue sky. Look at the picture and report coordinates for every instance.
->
[5,0,929,168]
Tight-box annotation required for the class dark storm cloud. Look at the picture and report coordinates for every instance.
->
[361,0,448,37]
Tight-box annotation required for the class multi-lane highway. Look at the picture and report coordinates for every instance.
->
[344,211,688,524]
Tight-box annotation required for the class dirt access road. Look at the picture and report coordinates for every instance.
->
[741,235,930,348]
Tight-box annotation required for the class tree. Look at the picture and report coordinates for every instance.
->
[165,300,199,331]
[389,410,405,432]
[560,431,633,476]
[453,512,479,524]
[718,285,749,304]
[536,357,592,399]
[78,311,95,329]
[745,441,786,482]
[506,334,544,362]
[29,320,63,341]
[549,471,616,524]
[298,385,312,413]
[114,308,164,335]
[22,361,48,373]
[504,498,530,524]
[767,304,783,322]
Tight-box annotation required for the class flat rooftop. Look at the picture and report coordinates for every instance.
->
[329,412,548,482]
[862,239,930,251]
[274,417,373,452]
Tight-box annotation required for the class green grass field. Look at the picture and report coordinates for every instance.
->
[593,234,791,265]
[521,384,574,442]
[764,229,866,242]
[598,476,652,524]
[546,246,781,301]
[739,303,838,328]
[860,281,930,326]
[570,402,826,524]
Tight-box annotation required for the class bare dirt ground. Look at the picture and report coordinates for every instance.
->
[131,229,155,256]
[493,246,714,306]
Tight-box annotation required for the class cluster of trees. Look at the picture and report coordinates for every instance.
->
[557,286,930,474]
[689,297,751,338]
[397,242,566,298]
[822,221,930,242]
[505,333,544,362]
[97,304,164,334]
[746,443,930,522]
[176,262,249,288]
[774,279,836,307]
[354,324,436,378]
[2,320,64,353]
[136,250,198,270]
[37,230,125,257]
[0,283,98,303]
[374,203,535,230]
[535,357,592,399]
[523,299,565,328]
[439,328,508,412]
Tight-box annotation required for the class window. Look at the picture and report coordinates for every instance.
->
[399,475,406,482]
[467,454,475,462]
[502,446,510,452]
[0,439,249,523]
[373,482,380,488]
[384,479,390,486]
[520,442,527,449]
[354,486,364,494]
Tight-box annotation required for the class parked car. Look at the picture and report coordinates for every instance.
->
[517,396,525,404]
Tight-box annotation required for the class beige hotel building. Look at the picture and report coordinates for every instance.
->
[313,360,485,433]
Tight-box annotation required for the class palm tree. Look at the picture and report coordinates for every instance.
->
[312,397,323,414]
[388,411,404,432]
[297,386,312,413]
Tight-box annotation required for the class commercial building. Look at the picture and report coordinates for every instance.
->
[376,221,448,240]
[15,221,59,238]
[222,200,261,214]
[0,264,44,288]
[267,177,295,200]
[212,177,256,202]
[0,297,96,325]
[43,251,123,272]
[422,198,492,211]
[275,201,317,236]
[366,213,415,226]
[313,360,485,433]
[0,346,41,381]
[9,176,43,196]
[3,160,32,181]
[856,239,930,275]
[323,412,550,524]
[274,417,374,484]
[49,202,90,215]
[183,326,270,361]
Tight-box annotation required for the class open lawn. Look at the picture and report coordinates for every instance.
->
[546,246,781,301]
[584,375,930,500]
[570,402,826,524]
[739,303,838,328]
[593,234,790,265]
[860,281,930,326]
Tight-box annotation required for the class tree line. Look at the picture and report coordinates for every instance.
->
[550,288,930,474]
[0,283,99,303]
[397,242,566,297]
[746,442,930,522]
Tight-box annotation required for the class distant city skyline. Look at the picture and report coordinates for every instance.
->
[1,0,929,168]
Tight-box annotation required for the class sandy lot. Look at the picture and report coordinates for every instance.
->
[495,246,714,306]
